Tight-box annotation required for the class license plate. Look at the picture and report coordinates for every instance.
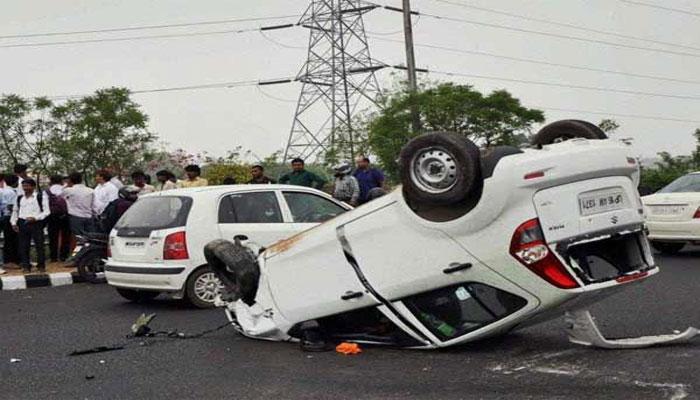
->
[579,188,626,216]
[650,205,686,216]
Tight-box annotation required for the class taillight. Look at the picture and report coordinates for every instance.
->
[164,231,189,260]
[509,219,579,289]
[693,207,700,219]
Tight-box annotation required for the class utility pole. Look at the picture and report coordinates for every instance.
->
[402,0,421,133]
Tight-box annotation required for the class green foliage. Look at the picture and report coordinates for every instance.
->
[49,87,155,180]
[202,163,251,185]
[366,82,545,179]
[639,129,700,192]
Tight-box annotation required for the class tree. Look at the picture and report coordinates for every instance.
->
[366,82,544,179]
[640,128,700,192]
[0,95,56,179]
[49,87,156,181]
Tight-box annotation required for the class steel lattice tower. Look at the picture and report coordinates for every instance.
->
[283,0,383,163]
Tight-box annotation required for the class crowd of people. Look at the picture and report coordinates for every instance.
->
[0,156,386,275]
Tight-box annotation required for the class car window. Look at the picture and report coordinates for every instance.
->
[283,192,347,223]
[659,174,700,193]
[116,196,192,236]
[218,192,282,223]
[402,283,527,341]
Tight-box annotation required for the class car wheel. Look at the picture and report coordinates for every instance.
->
[185,266,223,309]
[651,241,685,255]
[399,132,481,205]
[115,288,160,303]
[530,119,607,146]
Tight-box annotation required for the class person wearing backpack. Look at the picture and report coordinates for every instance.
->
[47,175,71,262]
[11,178,50,273]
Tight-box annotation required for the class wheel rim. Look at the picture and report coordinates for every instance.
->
[193,272,222,303]
[410,146,458,194]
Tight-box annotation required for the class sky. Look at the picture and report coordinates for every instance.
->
[1,0,699,161]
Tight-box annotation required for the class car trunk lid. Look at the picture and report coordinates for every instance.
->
[643,193,700,222]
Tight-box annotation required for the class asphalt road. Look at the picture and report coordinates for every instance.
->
[2,250,699,400]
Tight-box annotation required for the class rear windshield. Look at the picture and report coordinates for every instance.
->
[659,174,700,193]
[116,196,192,236]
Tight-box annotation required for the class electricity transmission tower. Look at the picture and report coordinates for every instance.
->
[283,0,384,163]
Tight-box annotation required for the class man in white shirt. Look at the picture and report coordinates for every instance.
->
[1,174,19,267]
[130,171,155,197]
[93,170,119,216]
[110,175,124,189]
[62,172,94,236]
[11,178,50,273]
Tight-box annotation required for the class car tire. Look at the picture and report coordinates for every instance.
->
[203,239,260,306]
[651,241,685,255]
[530,119,607,146]
[115,288,160,303]
[185,266,223,309]
[399,132,481,206]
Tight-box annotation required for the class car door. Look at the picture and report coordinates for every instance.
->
[280,190,350,230]
[217,190,299,246]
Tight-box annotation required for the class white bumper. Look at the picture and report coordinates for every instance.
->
[105,260,189,292]
[646,219,700,242]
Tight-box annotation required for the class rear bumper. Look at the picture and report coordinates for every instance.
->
[646,220,700,241]
[105,260,190,292]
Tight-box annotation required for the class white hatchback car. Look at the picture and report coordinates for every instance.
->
[205,120,658,350]
[105,185,350,307]
[643,172,700,254]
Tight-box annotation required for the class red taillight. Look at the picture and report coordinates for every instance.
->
[164,231,189,260]
[693,207,700,219]
[509,218,579,289]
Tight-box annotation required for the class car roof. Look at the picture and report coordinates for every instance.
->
[142,184,328,198]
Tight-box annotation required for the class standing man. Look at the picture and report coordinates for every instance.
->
[155,170,178,191]
[46,175,71,262]
[130,171,155,196]
[279,158,326,189]
[93,169,119,216]
[332,162,360,206]
[353,155,385,205]
[180,165,208,188]
[14,164,30,196]
[247,165,275,184]
[62,172,94,236]
[11,178,50,273]
[1,174,19,266]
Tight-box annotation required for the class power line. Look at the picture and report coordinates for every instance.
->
[47,77,296,100]
[618,0,700,18]
[0,28,266,49]
[428,0,700,52]
[370,36,700,85]
[535,106,700,124]
[399,66,700,101]
[386,7,700,59]
[0,15,301,40]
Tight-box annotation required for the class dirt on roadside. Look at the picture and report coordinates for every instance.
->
[3,262,75,277]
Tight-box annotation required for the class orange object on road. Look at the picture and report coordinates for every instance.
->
[335,342,362,355]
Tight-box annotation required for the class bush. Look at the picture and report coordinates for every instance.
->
[202,163,251,185]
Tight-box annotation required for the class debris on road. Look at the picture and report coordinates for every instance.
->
[10,358,21,363]
[565,310,699,349]
[130,313,157,337]
[69,345,125,357]
[336,342,362,355]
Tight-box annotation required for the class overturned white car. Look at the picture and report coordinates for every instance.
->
[206,120,662,350]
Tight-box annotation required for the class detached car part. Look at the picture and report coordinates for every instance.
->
[565,310,699,349]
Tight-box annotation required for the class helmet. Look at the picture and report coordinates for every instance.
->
[119,186,140,201]
[333,162,352,176]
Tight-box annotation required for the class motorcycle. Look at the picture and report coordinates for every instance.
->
[71,233,109,283]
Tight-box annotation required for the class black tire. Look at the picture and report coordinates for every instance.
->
[203,239,260,306]
[399,132,481,205]
[531,119,607,146]
[184,266,222,309]
[651,241,685,255]
[115,288,160,303]
[76,251,105,284]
